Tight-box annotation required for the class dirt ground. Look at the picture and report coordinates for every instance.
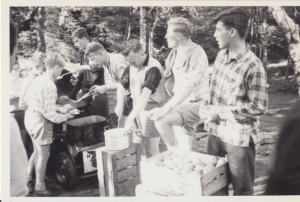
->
[28,63,300,197]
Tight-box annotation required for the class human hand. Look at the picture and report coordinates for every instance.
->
[163,70,171,77]
[147,107,169,121]
[200,105,220,124]
[56,106,68,114]
[66,112,74,119]
[90,85,108,95]
[124,119,134,133]
[68,67,84,74]
[114,104,124,118]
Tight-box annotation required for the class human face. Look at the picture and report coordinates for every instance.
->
[53,66,64,79]
[13,63,20,71]
[73,37,88,51]
[34,60,46,75]
[87,51,106,66]
[165,25,180,48]
[213,21,232,49]
[125,50,144,68]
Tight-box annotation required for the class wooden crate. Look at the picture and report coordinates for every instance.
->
[136,184,228,197]
[135,184,183,197]
[102,143,141,196]
[141,150,230,196]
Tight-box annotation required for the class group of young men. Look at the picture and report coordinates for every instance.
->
[10,7,268,197]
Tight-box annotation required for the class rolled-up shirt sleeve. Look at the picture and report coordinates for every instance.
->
[120,65,130,90]
[142,67,161,94]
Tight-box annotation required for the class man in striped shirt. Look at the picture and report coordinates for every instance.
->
[200,8,268,195]
[24,52,74,196]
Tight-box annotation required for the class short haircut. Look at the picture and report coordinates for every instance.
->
[32,51,46,65]
[167,17,193,38]
[45,52,66,69]
[85,42,106,57]
[213,7,249,38]
[10,21,18,55]
[121,39,143,57]
[72,27,89,39]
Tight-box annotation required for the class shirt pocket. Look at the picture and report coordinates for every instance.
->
[221,76,238,105]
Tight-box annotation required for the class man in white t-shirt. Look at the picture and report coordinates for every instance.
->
[148,17,209,152]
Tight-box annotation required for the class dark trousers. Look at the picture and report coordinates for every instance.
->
[89,98,114,129]
[11,111,34,158]
[207,134,255,195]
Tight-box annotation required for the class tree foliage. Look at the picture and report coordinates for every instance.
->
[10,6,300,66]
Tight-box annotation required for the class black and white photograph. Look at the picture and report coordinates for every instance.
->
[3,0,300,201]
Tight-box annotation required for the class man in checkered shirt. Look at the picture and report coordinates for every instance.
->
[200,8,268,195]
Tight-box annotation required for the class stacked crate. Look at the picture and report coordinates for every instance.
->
[102,144,141,196]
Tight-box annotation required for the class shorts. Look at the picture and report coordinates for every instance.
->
[135,102,161,138]
[24,108,53,146]
[174,102,201,128]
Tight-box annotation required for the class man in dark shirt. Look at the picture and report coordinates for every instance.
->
[117,39,165,158]
[71,27,113,127]
[55,69,80,100]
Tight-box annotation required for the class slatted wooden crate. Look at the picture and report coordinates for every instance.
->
[102,143,141,196]
[141,150,230,196]
[136,184,228,197]
[135,184,183,197]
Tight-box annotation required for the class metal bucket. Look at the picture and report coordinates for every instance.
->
[104,127,131,151]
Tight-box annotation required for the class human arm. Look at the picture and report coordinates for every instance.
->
[42,85,74,124]
[200,63,268,123]
[218,64,268,122]
[115,65,130,117]
[115,83,126,118]
[89,68,117,94]
[150,47,208,121]
[125,88,152,130]
[90,61,128,94]
[149,80,196,121]
[124,66,162,126]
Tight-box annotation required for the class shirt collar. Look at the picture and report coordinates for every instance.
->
[175,40,193,55]
[43,72,54,81]
[224,43,250,63]
[138,54,149,70]
[29,71,38,77]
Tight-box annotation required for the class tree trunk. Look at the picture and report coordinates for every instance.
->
[261,8,268,69]
[269,6,300,95]
[255,7,259,55]
[37,7,46,53]
[149,7,160,56]
[126,7,132,40]
[140,7,149,53]
[250,8,254,50]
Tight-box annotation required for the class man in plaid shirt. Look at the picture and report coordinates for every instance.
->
[24,53,74,196]
[200,8,268,195]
